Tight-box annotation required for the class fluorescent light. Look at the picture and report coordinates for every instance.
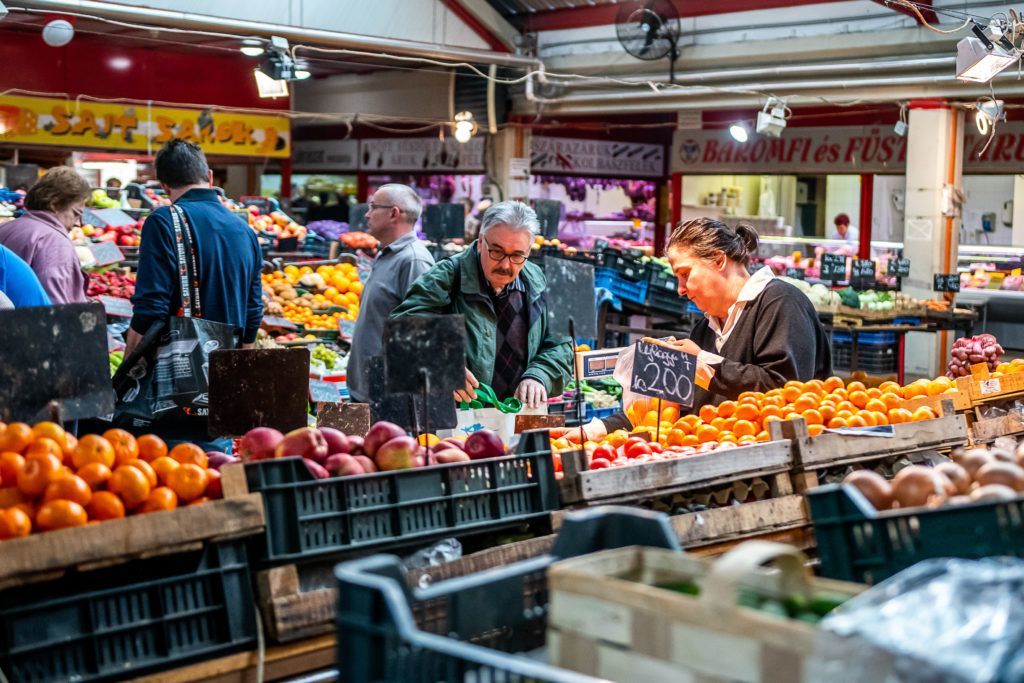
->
[956,25,1019,83]
[254,69,289,98]
[240,38,264,57]
[729,123,748,142]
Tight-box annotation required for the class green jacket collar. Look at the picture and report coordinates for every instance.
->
[460,240,546,301]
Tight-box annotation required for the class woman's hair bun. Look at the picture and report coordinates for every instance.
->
[734,223,759,256]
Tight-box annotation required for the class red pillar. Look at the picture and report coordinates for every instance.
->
[280,155,292,201]
[357,172,370,202]
[858,173,874,260]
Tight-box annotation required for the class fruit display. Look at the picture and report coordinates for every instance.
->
[563,379,621,409]
[109,350,124,377]
[658,579,848,625]
[237,423,509,478]
[339,231,378,250]
[261,262,363,328]
[842,441,1024,511]
[82,219,144,247]
[0,423,232,539]
[946,333,1004,377]
[247,206,307,243]
[311,343,340,370]
[305,220,348,241]
[86,270,136,298]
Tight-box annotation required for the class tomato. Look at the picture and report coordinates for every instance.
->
[648,443,664,454]
[624,437,649,451]
[591,445,616,463]
[588,459,611,470]
[624,441,652,459]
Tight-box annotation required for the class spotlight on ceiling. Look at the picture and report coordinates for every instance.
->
[254,36,297,97]
[729,123,749,143]
[453,111,477,144]
[975,98,1005,135]
[254,69,289,99]
[755,98,787,138]
[956,23,1019,83]
[42,18,74,47]
[294,60,311,80]
[240,39,264,57]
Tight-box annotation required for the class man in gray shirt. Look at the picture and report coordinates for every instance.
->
[347,183,434,403]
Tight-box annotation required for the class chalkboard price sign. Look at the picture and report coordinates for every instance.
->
[887,258,911,277]
[820,253,847,281]
[933,273,961,292]
[98,295,133,318]
[785,267,806,280]
[851,259,876,290]
[629,340,697,407]
[89,241,125,267]
[309,379,342,404]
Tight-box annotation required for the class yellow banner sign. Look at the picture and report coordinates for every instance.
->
[0,95,290,158]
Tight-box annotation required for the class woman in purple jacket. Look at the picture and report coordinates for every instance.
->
[0,166,91,304]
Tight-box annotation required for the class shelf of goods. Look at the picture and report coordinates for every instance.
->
[958,244,1024,349]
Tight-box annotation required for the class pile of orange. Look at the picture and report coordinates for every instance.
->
[0,422,222,540]
[264,263,363,328]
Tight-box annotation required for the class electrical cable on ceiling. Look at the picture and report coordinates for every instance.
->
[884,0,972,34]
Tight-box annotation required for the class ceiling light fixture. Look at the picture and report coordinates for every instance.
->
[975,98,1005,135]
[254,69,289,98]
[42,18,74,47]
[956,23,1019,83]
[755,98,788,138]
[453,111,477,144]
[729,123,749,143]
[240,38,264,57]
[294,59,311,80]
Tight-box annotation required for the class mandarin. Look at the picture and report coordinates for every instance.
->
[732,419,757,437]
[87,491,126,521]
[77,462,112,490]
[109,466,151,509]
[43,474,92,506]
[103,429,140,466]
[801,409,824,426]
[137,487,178,514]
[0,423,33,453]
[848,391,869,409]
[73,435,115,470]
[807,424,825,437]
[0,507,31,538]
[31,422,67,450]
[716,401,737,418]
[36,499,88,531]
[169,443,208,468]
[695,425,719,443]
[17,453,62,497]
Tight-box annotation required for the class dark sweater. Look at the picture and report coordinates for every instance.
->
[605,279,832,430]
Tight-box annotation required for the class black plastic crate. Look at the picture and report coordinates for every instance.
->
[0,541,255,683]
[246,431,560,565]
[831,341,897,374]
[808,484,1024,585]
[646,267,687,314]
[599,250,650,282]
[335,507,680,683]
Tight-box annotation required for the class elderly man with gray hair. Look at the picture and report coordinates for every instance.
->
[347,183,435,404]
[391,200,572,408]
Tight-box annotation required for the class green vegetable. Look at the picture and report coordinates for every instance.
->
[838,287,860,308]
[658,580,700,596]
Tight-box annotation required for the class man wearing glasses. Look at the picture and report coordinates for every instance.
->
[391,200,572,408]
[347,184,434,404]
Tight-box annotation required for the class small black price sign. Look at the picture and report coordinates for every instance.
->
[933,273,961,292]
[820,253,847,281]
[630,340,697,407]
[851,259,876,290]
[887,258,911,278]
[594,238,609,251]
[89,241,125,267]
[98,295,133,318]
[785,267,806,280]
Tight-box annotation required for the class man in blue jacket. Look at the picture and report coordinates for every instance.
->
[127,139,263,356]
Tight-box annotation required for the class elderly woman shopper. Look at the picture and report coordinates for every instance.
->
[0,166,90,304]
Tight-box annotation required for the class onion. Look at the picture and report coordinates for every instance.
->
[970,484,1018,503]
[1014,442,1024,468]
[935,462,971,495]
[948,495,973,506]
[842,470,894,511]
[949,447,966,464]
[959,449,995,478]
[991,448,1016,463]
[974,462,1024,492]
[892,465,948,508]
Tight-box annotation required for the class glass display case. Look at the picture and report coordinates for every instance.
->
[956,245,1024,350]
[754,236,905,288]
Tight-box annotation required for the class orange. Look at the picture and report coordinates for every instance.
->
[782,386,802,403]
[762,414,783,426]
[801,409,824,426]
[72,435,115,470]
[734,403,760,422]
[866,388,882,399]
[737,391,760,402]
[805,379,826,393]
[846,381,866,394]
[911,406,937,422]
[784,380,805,391]
[77,462,112,490]
[827,416,849,429]
[17,453,62,497]
[836,410,854,420]
[755,430,771,443]
[188,497,212,506]
[699,405,717,423]
[126,459,158,488]
[846,414,868,428]
[836,401,856,414]
[823,376,845,392]
[137,434,168,463]
[167,464,209,502]
[807,424,824,437]
[43,474,92,506]
[0,487,26,510]
[717,433,738,444]
[680,434,700,447]
[760,405,783,421]
[738,435,758,445]
[31,422,67,450]
[716,401,737,418]
[880,392,902,410]
[926,378,952,396]
[888,408,913,424]
[0,452,25,487]
[878,381,901,394]
[695,425,719,443]
[62,433,78,463]
[666,429,689,447]
[793,395,818,413]
[671,419,694,435]
[24,437,64,461]
[901,382,927,399]
[857,410,877,427]
[848,391,869,409]
[818,403,837,422]
[871,411,889,426]
[169,443,208,469]
[36,499,88,531]
[679,415,701,430]
[864,398,888,414]
[710,417,729,432]
[738,396,760,406]
[642,411,659,427]
[137,487,178,514]
[103,429,140,467]
[108,466,151,509]
[660,405,680,423]
[732,420,757,437]
[87,491,126,521]
[0,507,31,539]
[762,394,785,408]
[153,457,182,485]
[0,423,33,453]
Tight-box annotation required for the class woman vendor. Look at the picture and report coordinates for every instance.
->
[565,217,832,442]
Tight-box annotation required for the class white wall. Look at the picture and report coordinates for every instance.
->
[295,70,453,120]
[962,175,1015,246]
[681,175,761,216]
[871,175,906,242]
[825,175,861,233]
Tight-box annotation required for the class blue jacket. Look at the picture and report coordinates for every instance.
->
[0,243,51,308]
[130,188,263,343]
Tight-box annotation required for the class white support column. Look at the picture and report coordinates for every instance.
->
[902,104,964,379]
[488,127,531,201]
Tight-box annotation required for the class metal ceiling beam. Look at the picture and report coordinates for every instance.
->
[9,0,541,69]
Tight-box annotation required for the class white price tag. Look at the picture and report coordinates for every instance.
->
[980,378,1002,396]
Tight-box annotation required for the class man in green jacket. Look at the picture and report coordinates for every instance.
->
[390,200,572,408]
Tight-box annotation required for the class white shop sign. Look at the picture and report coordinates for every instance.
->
[292,139,359,172]
[359,137,484,172]
[531,137,665,178]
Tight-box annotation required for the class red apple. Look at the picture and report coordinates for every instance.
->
[304,458,330,479]
[325,453,365,477]
[275,427,328,461]
[463,430,506,460]
[239,427,283,462]
[375,436,419,471]
[319,427,350,456]
[347,436,365,455]
[432,438,466,453]
[205,468,223,499]
[434,448,471,464]
[352,455,377,473]
[363,421,406,458]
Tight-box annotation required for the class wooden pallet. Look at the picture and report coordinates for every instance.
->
[558,440,794,505]
[969,412,1024,444]
[0,464,263,590]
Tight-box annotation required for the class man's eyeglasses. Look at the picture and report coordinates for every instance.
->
[368,203,395,212]
[482,238,528,265]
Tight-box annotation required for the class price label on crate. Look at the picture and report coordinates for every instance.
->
[933,273,961,292]
[630,340,696,407]
[887,258,911,277]
[820,253,847,281]
[309,379,341,404]
[89,241,125,267]
[785,267,806,280]
[98,295,132,317]
[979,378,1002,396]
[851,259,876,290]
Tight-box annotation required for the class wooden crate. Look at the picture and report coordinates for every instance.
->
[969,413,1024,444]
[558,439,794,505]
[0,464,263,590]
[547,544,863,683]
[967,370,1024,404]
[899,376,972,413]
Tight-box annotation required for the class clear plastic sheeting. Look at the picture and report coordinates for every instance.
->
[809,558,1024,682]
[403,537,463,574]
